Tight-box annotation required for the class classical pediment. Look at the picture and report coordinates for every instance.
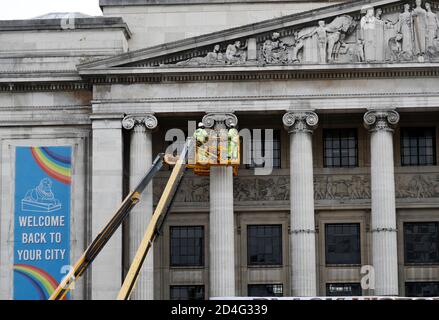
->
[79,0,439,72]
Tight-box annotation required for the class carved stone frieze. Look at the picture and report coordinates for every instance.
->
[395,173,439,199]
[153,172,439,205]
[313,175,371,201]
[153,176,210,203]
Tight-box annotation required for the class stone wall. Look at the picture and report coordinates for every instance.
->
[101,1,344,49]
[0,17,130,72]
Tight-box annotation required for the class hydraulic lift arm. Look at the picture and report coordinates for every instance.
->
[117,140,191,300]
[49,154,165,300]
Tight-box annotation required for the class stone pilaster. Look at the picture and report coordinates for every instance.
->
[122,114,158,300]
[202,113,237,298]
[283,111,319,297]
[91,115,124,300]
[364,110,400,296]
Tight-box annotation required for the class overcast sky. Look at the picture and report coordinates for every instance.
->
[0,0,103,20]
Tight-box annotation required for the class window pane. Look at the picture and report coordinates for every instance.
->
[405,282,439,297]
[323,129,358,168]
[326,283,362,296]
[170,226,204,267]
[170,286,205,300]
[404,222,439,264]
[248,284,283,297]
[401,128,437,166]
[325,223,361,265]
[248,225,282,266]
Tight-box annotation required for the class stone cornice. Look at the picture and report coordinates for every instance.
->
[0,71,90,92]
[4,64,439,92]
[0,17,132,39]
[0,71,83,82]
[0,82,91,92]
[80,63,439,84]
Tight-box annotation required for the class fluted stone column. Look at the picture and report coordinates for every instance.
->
[122,114,158,300]
[364,110,400,296]
[283,111,319,297]
[203,113,238,298]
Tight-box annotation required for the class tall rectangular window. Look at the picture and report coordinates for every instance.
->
[326,283,362,296]
[170,285,205,300]
[247,225,282,266]
[323,129,358,168]
[247,130,281,169]
[405,282,439,297]
[325,224,361,265]
[404,222,439,264]
[170,226,204,267]
[401,128,436,166]
[248,284,283,297]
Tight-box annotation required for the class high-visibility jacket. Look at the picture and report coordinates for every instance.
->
[194,128,208,144]
[228,128,239,159]
[194,128,208,163]
[228,128,239,142]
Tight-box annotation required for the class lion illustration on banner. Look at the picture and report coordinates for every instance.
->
[21,178,62,212]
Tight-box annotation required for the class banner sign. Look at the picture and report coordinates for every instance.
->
[13,146,72,300]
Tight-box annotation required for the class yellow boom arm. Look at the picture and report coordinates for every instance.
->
[117,140,191,300]
[49,155,165,300]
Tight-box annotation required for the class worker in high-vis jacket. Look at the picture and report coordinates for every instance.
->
[228,123,239,162]
[194,122,208,164]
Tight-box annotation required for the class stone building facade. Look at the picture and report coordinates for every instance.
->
[1,0,439,300]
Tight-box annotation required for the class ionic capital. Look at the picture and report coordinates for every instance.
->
[364,110,399,132]
[202,113,238,130]
[122,114,158,131]
[282,111,319,134]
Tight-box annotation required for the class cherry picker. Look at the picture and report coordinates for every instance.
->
[49,132,240,300]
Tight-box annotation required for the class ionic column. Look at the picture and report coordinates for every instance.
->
[122,114,158,300]
[203,113,237,298]
[283,111,319,297]
[364,110,400,296]
[91,115,124,300]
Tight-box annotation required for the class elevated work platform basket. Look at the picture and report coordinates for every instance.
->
[187,142,240,177]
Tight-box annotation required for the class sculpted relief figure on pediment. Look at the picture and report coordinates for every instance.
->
[262,15,357,64]
[177,40,248,66]
[167,1,439,67]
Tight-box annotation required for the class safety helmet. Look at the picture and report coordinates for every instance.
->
[198,122,204,128]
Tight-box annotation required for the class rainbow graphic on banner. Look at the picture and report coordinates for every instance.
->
[13,264,66,300]
[30,147,71,185]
